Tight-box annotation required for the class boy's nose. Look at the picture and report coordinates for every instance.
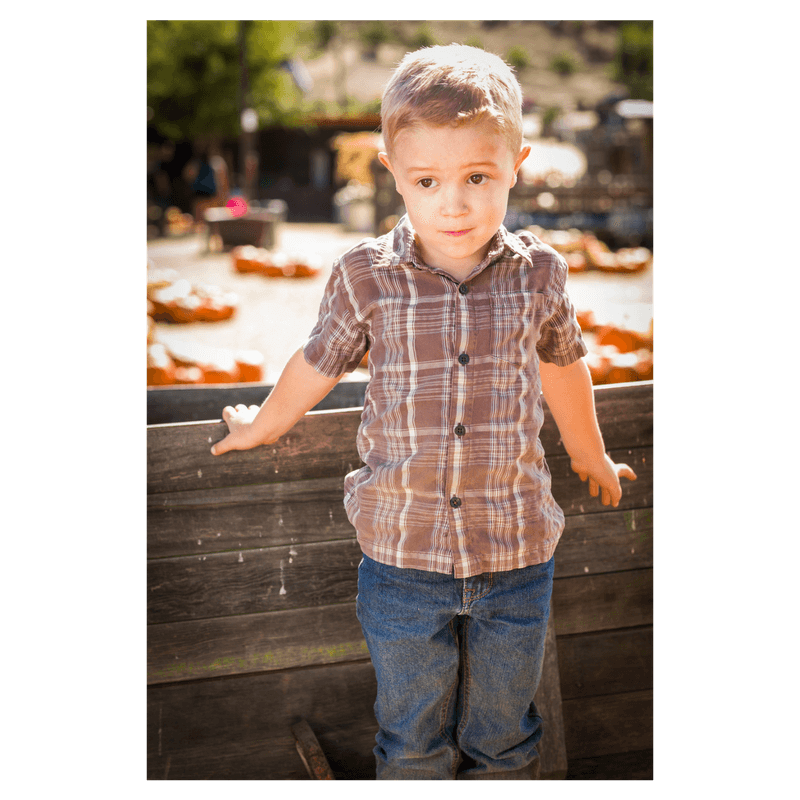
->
[440,186,468,217]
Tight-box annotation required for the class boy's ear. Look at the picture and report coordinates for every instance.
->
[511,144,531,186]
[511,145,531,186]
[378,151,393,174]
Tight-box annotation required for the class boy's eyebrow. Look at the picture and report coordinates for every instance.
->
[406,161,500,173]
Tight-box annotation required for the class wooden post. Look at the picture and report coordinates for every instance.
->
[534,612,568,779]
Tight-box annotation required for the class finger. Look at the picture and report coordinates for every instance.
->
[572,465,588,481]
[571,462,587,480]
[214,409,232,455]
[602,486,611,506]
[589,478,599,497]
[211,431,232,456]
[618,464,638,481]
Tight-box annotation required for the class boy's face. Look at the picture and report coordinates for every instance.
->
[379,121,530,276]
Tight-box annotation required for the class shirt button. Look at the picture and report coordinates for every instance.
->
[458,283,469,295]
[458,353,470,365]
[450,496,462,508]
[454,424,466,436]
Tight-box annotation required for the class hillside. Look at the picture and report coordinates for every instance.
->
[301,20,629,117]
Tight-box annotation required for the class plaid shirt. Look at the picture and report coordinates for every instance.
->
[304,215,587,578]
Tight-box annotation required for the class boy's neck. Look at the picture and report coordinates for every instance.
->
[414,234,491,283]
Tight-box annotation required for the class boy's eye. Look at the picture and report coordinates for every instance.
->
[415,175,487,188]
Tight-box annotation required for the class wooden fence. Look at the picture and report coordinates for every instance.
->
[147,380,652,779]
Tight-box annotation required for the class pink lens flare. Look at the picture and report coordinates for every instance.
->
[226,197,249,217]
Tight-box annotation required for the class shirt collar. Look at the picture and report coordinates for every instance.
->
[388,214,533,273]
[387,214,421,268]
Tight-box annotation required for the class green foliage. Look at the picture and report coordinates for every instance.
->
[408,24,439,49]
[310,20,338,51]
[506,46,530,70]
[359,20,392,51]
[147,20,302,140]
[543,105,561,128]
[612,21,653,100]
[549,51,581,76]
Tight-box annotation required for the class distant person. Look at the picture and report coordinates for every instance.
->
[186,144,230,224]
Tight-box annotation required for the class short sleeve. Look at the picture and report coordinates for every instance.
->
[536,253,588,366]
[303,257,369,378]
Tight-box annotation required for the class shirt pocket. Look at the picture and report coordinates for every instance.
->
[370,294,453,384]
[488,291,551,366]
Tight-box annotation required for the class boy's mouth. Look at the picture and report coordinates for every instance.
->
[443,229,472,237]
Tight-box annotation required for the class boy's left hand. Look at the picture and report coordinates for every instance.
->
[571,454,637,508]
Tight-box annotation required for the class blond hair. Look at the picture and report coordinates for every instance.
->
[381,44,524,156]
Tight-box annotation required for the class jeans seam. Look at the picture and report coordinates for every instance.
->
[439,617,461,779]
[455,616,472,749]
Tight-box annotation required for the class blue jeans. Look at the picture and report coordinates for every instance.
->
[356,554,554,780]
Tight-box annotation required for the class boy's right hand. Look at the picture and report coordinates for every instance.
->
[210,404,262,455]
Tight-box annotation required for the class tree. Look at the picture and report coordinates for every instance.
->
[612,21,653,101]
[147,20,303,141]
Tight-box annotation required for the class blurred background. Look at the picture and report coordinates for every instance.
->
[147,20,653,391]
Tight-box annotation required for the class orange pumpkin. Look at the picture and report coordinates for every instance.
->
[147,343,176,386]
[235,350,265,383]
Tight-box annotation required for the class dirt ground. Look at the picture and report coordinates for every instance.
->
[147,222,653,386]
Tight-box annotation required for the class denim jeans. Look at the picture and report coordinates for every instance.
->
[356,554,554,780]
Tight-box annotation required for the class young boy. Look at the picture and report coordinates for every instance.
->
[211,44,636,780]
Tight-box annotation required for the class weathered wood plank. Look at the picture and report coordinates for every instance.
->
[555,507,653,578]
[148,538,362,625]
[541,381,652,455]
[147,408,363,495]
[146,383,652,497]
[561,690,653,760]
[148,477,353,559]
[148,631,573,780]
[549,446,652,516]
[148,475,651,562]
[551,570,653,636]
[148,602,368,685]
[147,381,652,453]
[566,749,653,780]
[147,660,379,780]
[148,568,650,684]
[557,627,653,700]
[148,546,650,631]
[147,666,652,778]
[147,380,370,425]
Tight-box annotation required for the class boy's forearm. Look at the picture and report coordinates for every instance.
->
[539,358,606,465]
[251,347,343,444]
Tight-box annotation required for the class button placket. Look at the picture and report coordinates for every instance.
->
[449,278,471,542]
